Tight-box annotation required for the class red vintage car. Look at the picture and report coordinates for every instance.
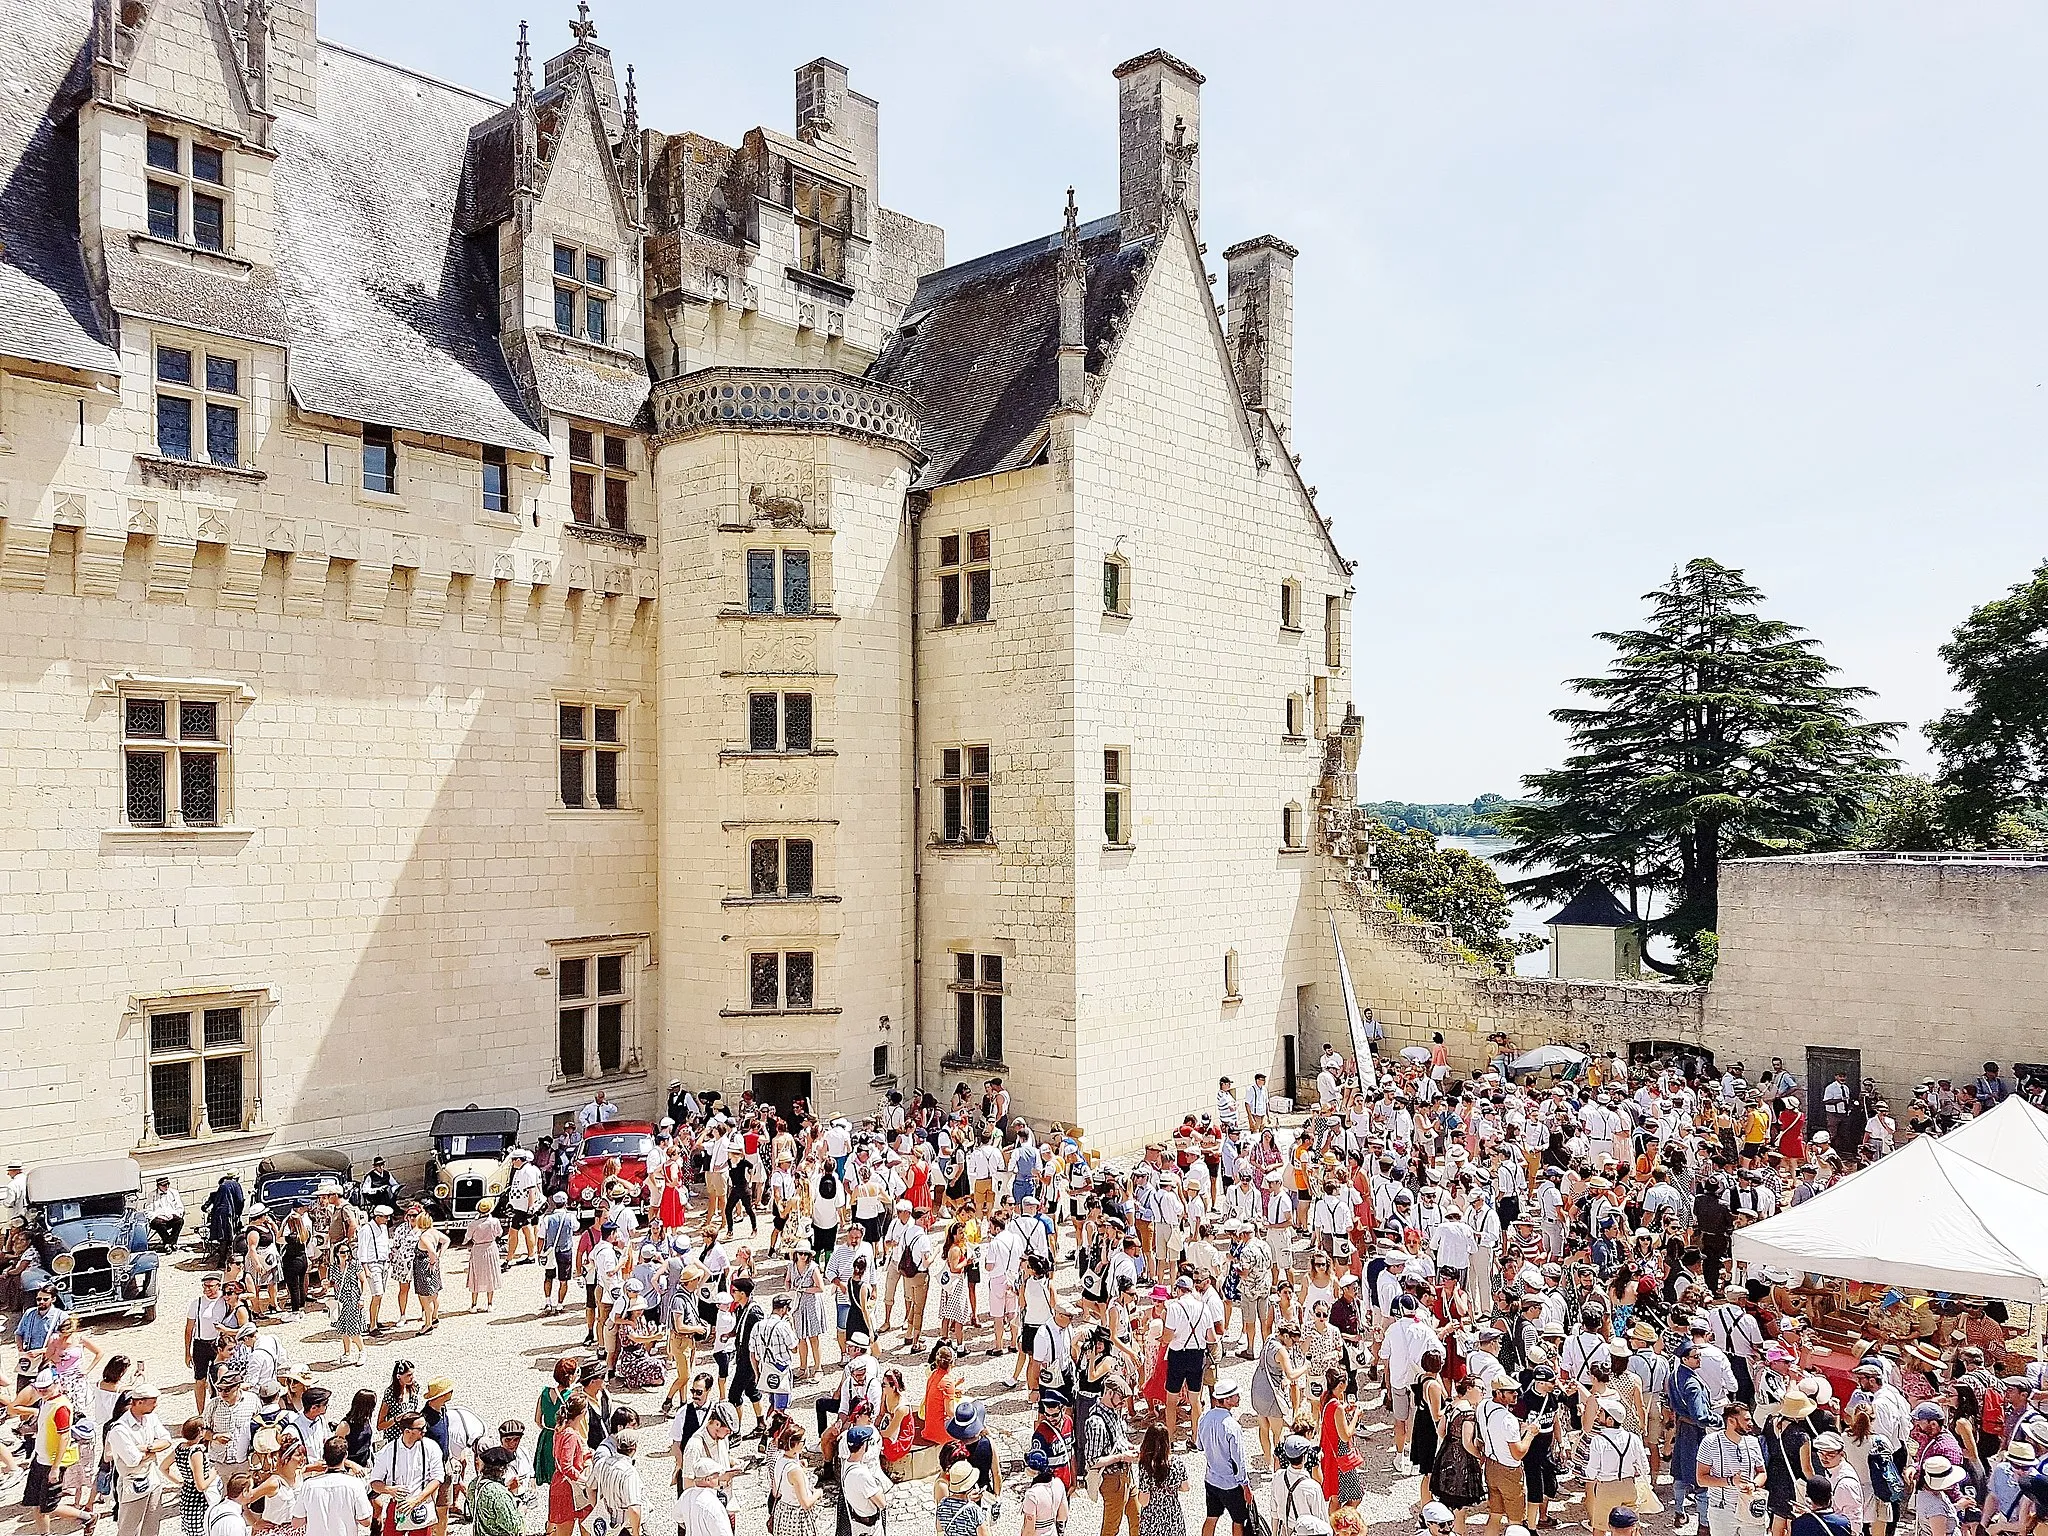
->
[565,1121,658,1208]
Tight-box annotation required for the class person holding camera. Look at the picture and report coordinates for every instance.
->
[1698,1402,1768,1536]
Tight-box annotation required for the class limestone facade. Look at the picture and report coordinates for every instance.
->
[0,3,1357,1172]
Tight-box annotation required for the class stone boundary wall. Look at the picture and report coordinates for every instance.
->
[1310,807,1705,1076]
[1704,855,2048,1104]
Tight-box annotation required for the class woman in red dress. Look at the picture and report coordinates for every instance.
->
[657,1151,689,1232]
[1774,1098,1807,1162]
[1319,1367,1366,1507]
[547,1397,592,1536]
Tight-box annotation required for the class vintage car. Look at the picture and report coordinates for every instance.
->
[245,1149,356,1232]
[423,1106,519,1231]
[18,1157,158,1321]
[564,1121,657,1208]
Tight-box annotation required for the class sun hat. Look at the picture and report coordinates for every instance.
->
[1213,1379,1240,1403]
[1922,1456,1967,1491]
[1775,1389,1815,1419]
[943,1461,981,1495]
[947,1401,988,1441]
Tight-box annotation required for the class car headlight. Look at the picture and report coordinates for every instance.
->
[112,1247,134,1270]
[435,1183,451,1199]
[51,1252,74,1275]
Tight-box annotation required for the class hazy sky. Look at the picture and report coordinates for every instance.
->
[327,1,2048,802]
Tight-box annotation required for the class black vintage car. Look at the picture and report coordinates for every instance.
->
[245,1149,356,1232]
[19,1158,158,1322]
[423,1106,520,1231]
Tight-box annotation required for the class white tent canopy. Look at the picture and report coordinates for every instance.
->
[1940,1095,2048,1195]
[1731,1134,2048,1302]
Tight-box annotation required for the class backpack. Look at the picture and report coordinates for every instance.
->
[1866,1445,1905,1506]
[1431,1408,1486,1505]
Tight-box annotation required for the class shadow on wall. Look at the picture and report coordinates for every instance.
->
[0,569,658,1171]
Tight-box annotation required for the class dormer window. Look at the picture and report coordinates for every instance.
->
[792,172,850,284]
[553,242,614,345]
[144,128,228,254]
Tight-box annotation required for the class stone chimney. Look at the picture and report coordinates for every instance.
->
[1225,236,1297,437]
[796,58,880,203]
[1114,49,1203,243]
[260,0,317,116]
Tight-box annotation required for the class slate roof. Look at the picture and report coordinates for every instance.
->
[272,45,549,451]
[1544,881,1637,929]
[868,213,1153,489]
[0,4,119,374]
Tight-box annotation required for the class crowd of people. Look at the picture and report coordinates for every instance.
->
[7,1046,2048,1536]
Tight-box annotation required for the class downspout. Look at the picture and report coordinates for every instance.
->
[907,488,929,1095]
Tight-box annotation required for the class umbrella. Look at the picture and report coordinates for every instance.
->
[1399,1046,1433,1064]
[1509,1045,1587,1076]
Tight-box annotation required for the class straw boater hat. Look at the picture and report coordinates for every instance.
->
[1922,1456,1967,1492]
[1774,1388,1816,1420]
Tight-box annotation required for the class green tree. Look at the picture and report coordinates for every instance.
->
[1494,558,1897,968]
[1850,772,1957,851]
[1928,560,2048,840]
[1366,817,1545,972]
[1850,769,2048,852]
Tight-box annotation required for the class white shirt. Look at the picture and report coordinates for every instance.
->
[108,1410,171,1490]
[1380,1316,1443,1389]
[1245,1083,1269,1115]
[188,1293,230,1340]
[1432,1219,1476,1270]
[148,1187,186,1222]
[588,1447,645,1530]
[298,1471,373,1536]
[1584,1426,1650,1483]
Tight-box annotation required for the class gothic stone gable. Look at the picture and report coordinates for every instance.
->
[120,0,261,139]
[535,71,637,240]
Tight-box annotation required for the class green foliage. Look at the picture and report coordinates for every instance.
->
[1674,930,1719,986]
[1851,770,2048,852]
[1359,793,1520,837]
[1929,560,2048,841]
[1366,816,1547,973]
[1495,558,1897,968]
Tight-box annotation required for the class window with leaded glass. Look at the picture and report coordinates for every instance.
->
[936,530,992,626]
[557,702,626,809]
[568,425,632,531]
[146,1000,255,1138]
[551,243,616,343]
[948,952,1007,1063]
[938,746,992,844]
[122,691,230,828]
[747,951,816,1011]
[141,126,232,252]
[556,948,633,1079]
[748,837,815,898]
[746,693,813,753]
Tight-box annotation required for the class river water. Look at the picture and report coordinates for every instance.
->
[1436,834,1555,978]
